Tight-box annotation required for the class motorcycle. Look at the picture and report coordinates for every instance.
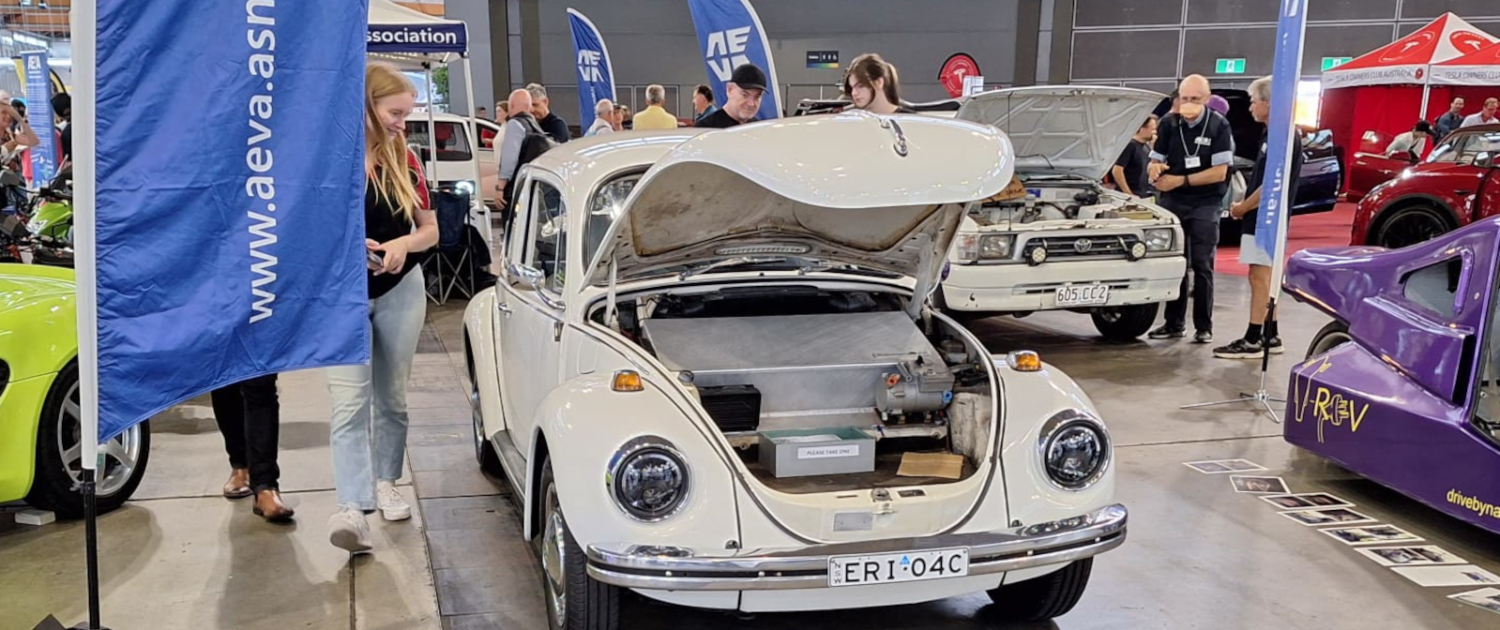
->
[0,170,33,262]
[26,166,72,267]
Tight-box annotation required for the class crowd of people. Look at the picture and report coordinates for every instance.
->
[1387,96,1498,158]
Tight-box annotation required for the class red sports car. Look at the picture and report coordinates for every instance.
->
[1352,124,1500,249]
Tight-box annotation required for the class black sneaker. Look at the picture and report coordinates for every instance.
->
[1265,336,1284,354]
[1214,338,1266,359]
[1193,330,1214,344]
[1149,325,1186,340]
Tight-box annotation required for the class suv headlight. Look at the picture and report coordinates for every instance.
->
[954,234,979,262]
[1038,411,1110,490]
[1144,228,1175,252]
[980,234,1015,259]
[607,437,690,522]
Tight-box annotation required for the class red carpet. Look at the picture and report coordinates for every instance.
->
[1217,202,1355,277]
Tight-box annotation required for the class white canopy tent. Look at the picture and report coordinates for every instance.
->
[368,0,491,243]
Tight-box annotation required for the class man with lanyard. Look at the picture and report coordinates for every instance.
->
[1215,76,1301,359]
[1147,74,1233,344]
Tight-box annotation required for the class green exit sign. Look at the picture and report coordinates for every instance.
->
[1322,56,1353,71]
[1215,58,1247,74]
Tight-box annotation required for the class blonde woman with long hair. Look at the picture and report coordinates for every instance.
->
[327,63,439,553]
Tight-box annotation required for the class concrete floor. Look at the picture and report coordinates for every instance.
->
[3,275,1500,630]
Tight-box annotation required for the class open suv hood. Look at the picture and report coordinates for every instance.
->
[586,111,1016,288]
[956,86,1163,181]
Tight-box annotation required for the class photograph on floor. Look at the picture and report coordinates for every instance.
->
[1392,566,1500,588]
[1357,546,1468,567]
[1279,507,1376,527]
[1450,588,1500,615]
[1230,475,1289,494]
[1260,492,1352,509]
[1184,459,1267,474]
[1321,525,1424,546]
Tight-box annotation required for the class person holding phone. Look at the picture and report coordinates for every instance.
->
[326,62,439,554]
[0,100,38,171]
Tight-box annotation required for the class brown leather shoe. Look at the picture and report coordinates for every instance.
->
[252,489,295,523]
[222,469,252,499]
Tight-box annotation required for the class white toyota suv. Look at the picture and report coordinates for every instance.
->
[936,87,1188,340]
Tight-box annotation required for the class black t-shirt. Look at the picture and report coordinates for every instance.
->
[1242,129,1305,236]
[1152,111,1234,209]
[695,108,746,129]
[365,176,419,300]
[1112,139,1149,195]
[538,113,570,144]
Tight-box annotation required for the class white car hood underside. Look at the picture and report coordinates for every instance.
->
[957,86,1164,181]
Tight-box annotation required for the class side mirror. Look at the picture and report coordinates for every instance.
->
[1475,153,1497,169]
[506,262,542,289]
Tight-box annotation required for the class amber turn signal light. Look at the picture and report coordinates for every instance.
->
[612,370,645,392]
[1007,350,1042,372]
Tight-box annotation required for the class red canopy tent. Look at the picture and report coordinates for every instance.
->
[1320,13,1497,175]
[1432,39,1500,86]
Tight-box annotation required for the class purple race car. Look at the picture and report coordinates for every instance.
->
[1284,217,1500,536]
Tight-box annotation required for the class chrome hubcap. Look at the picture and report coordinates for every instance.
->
[541,485,568,625]
[58,381,142,496]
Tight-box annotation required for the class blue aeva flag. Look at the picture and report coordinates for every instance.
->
[1256,0,1309,268]
[20,50,56,182]
[568,8,617,132]
[92,0,370,439]
[685,0,783,121]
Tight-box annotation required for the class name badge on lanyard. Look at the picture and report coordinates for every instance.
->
[1196,136,1212,146]
[1185,156,1202,169]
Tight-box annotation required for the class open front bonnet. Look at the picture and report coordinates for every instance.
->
[956,86,1163,181]
[586,112,1016,287]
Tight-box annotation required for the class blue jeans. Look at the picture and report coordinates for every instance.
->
[328,266,426,511]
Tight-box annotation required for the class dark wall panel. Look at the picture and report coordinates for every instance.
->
[1302,25,1402,75]
[1185,0,1276,25]
[1071,30,1181,80]
[1181,27,1274,78]
[1073,0,1182,28]
[1402,0,1500,20]
[1308,0,1399,22]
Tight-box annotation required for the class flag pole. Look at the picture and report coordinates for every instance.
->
[70,1,109,629]
[1181,0,1307,422]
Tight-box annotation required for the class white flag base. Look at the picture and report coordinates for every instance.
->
[1180,297,1287,424]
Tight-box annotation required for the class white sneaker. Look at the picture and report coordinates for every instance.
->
[328,508,373,554]
[376,480,412,522]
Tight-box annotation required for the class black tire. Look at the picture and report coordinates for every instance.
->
[1305,321,1353,359]
[985,558,1093,622]
[1091,303,1160,341]
[538,459,620,630]
[1372,204,1452,250]
[466,340,503,476]
[27,362,151,518]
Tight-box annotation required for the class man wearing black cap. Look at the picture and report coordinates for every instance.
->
[696,63,768,129]
[1384,120,1433,161]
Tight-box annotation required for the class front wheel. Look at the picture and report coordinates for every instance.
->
[27,362,151,518]
[1091,303,1160,341]
[985,558,1093,622]
[1306,321,1352,359]
[538,459,620,630]
[1373,205,1451,250]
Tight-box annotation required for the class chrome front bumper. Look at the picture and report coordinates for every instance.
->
[586,503,1127,591]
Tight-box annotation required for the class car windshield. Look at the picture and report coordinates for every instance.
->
[1427,131,1500,165]
[405,120,473,162]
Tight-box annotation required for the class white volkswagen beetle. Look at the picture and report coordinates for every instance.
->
[464,113,1127,630]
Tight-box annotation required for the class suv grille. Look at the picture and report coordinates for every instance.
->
[1034,235,1138,259]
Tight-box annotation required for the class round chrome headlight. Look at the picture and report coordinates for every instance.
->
[608,438,689,522]
[1038,411,1110,491]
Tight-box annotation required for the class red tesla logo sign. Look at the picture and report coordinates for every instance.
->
[939,53,981,98]
[1451,30,1490,53]
[1379,31,1435,63]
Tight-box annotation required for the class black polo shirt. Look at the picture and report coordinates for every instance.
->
[1243,129,1304,236]
[1112,139,1150,196]
[1151,111,1234,209]
[696,108,750,129]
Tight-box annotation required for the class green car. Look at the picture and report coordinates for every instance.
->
[0,263,149,517]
